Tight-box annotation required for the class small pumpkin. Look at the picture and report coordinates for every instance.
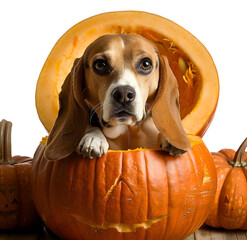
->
[32,135,216,240]
[0,119,38,229]
[205,138,247,229]
[35,11,219,136]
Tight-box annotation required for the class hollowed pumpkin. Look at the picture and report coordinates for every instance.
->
[35,11,219,136]
[32,135,216,240]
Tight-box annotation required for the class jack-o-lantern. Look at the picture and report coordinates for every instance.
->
[0,119,39,229]
[32,135,216,240]
[0,182,19,224]
[205,138,247,229]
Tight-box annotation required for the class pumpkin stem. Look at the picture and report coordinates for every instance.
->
[0,119,14,165]
[233,138,247,167]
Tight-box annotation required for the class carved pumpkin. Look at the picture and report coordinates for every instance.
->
[205,138,247,229]
[32,135,217,240]
[0,119,38,229]
[35,11,219,137]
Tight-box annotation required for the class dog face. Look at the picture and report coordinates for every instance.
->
[83,34,160,127]
[44,34,191,161]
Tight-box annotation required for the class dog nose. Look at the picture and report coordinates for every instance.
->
[112,86,136,103]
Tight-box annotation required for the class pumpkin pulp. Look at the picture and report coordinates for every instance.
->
[35,11,219,136]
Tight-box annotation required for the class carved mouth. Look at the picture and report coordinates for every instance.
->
[71,174,168,233]
[0,210,18,217]
[71,213,168,233]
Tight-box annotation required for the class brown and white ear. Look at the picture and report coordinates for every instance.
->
[152,55,191,154]
[44,57,89,161]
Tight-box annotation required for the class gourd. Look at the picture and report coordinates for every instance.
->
[205,138,247,229]
[32,135,216,240]
[0,119,38,229]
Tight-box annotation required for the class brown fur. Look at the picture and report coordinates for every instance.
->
[44,34,191,161]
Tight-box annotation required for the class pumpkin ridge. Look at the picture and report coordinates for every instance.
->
[163,155,181,239]
[144,150,150,222]
[48,161,61,234]
[241,208,247,229]
[14,166,23,226]
[92,156,97,224]
[183,150,199,235]
[119,151,123,225]
[197,143,216,225]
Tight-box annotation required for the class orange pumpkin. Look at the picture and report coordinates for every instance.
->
[0,119,39,229]
[32,135,216,240]
[35,11,219,137]
[205,138,247,229]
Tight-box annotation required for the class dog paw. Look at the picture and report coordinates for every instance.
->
[160,136,186,155]
[163,143,187,155]
[76,134,109,159]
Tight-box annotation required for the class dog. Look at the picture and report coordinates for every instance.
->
[44,34,191,161]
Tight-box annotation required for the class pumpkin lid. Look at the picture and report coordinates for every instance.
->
[35,11,219,136]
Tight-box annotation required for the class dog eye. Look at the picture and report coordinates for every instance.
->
[93,59,110,75]
[138,58,153,74]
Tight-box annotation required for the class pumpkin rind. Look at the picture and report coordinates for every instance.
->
[0,120,39,229]
[0,156,38,229]
[32,135,217,240]
[205,142,247,230]
[35,11,219,136]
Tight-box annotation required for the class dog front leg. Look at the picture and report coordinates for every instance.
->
[76,127,109,159]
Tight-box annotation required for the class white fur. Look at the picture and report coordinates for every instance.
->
[77,127,109,159]
[103,125,128,139]
[120,38,125,49]
[102,69,144,123]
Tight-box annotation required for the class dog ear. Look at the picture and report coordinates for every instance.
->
[152,55,191,153]
[44,57,89,161]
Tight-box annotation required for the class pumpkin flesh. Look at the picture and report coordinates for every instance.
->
[32,135,217,240]
[35,11,219,136]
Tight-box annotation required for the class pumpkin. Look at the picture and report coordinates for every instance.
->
[35,11,219,136]
[0,119,38,229]
[32,135,216,240]
[205,138,247,229]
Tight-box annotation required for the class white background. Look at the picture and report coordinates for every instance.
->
[0,0,246,157]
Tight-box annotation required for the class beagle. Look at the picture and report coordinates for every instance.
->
[45,34,191,161]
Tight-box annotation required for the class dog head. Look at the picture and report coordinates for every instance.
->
[44,34,190,161]
[83,34,159,128]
